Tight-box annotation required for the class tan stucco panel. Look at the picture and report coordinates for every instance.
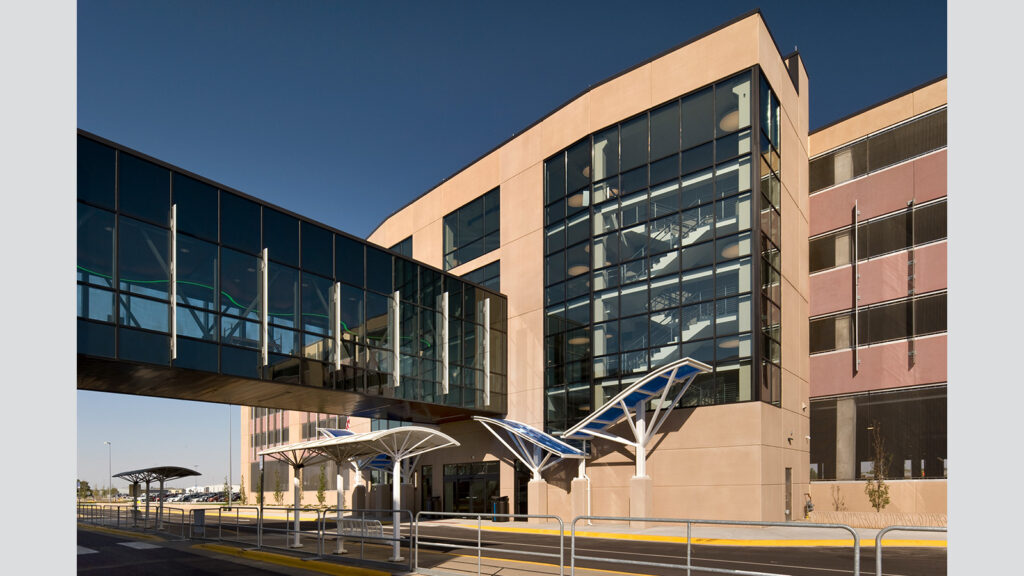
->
[499,125,542,183]
[589,64,652,133]
[497,163,543,250]
[810,79,946,156]
[539,95,590,161]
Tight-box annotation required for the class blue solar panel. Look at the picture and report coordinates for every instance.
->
[561,359,709,440]
[319,428,355,438]
[474,417,585,457]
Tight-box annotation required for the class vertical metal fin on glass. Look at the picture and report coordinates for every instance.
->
[169,204,177,360]
[852,201,860,373]
[907,200,916,366]
[438,291,449,394]
[260,248,269,367]
[391,290,400,388]
[331,282,341,372]
[480,298,491,406]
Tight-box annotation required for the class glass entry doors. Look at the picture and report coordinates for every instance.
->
[443,461,499,513]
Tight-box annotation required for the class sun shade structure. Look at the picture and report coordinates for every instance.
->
[473,417,585,481]
[261,426,458,560]
[113,466,199,530]
[561,357,711,477]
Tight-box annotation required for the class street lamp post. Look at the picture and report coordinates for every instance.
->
[104,441,112,502]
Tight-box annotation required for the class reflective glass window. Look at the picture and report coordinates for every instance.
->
[176,234,218,311]
[650,152,679,185]
[221,192,261,254]
[650,101,680,161]
[714,156,751,198]
[544,153,566,205]
[681,266,715,304]
[649,181,679,219]
[78,136,115,208]
[681,301,715,341]
[78,203,116,286]
[716,294,751,335]
[619,282,648,315]
[119,327,169,365]
[174,337,218,372]
[620,114,648,172]
[219,247,260,319]
[118,216,170,300]
[681,142,713,175]
[177,306,217,340]
[620,191,647,227]
[649,276,679,311]
[592,126,618,182]
[649,214,679,253]
[301,272,332,335]
[302,221,333,278]
[263,208,299,267]
[619,314,648,351]
[78,285,115,323]
[681,168,713,208]
[119,153,170,226]
[119,295,169,332]
[650,309,680,347]
[340,284,364,342]
[566,139,591,192]
[79,319,115,358]
[336,234,365,288]
[172,173,218,241]
[716,129,751,161]
[366,247,392,294]
[716,193,751,237]
[715,72,752,136]
[681,87,714,149]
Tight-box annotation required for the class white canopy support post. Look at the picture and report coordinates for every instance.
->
[291,465,302,548]
[389,457,403,561]
[335,460,347,554]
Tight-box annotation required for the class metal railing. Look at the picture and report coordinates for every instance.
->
[415,511,565,576]
[250,506,325,556]
[874,525,947,576]
[571,515,862,576]
[317,508,414,571]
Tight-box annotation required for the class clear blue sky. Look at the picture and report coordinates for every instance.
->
[75,0,946,492]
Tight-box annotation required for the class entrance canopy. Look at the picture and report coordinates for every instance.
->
[560,357,711,477]
[473,416,585,481]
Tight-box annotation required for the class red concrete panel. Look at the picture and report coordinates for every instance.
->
[810,335,947,397]
[809,164,915,236]
[858,252,911,308]
[914,150,946,203]
[913,242,947,294]
[809,267,852,317]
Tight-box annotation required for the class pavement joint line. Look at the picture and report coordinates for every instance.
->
[451,523,947,548]
[77,523,166,541]
[193,542,391,576]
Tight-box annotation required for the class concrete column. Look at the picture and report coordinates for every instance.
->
[527,479,548,522]
[836,397,857,480]
[629,475,652,529]
[570,477,588,520]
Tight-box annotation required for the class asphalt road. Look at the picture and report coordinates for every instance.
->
[411,523,947,576]
[77,528,321,576]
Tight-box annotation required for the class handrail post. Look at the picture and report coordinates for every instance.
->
[478,514,482,576]
[686,521,691,576]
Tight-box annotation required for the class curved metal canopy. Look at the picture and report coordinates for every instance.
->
[473,416,584,481]
[113,466,199,483]
[561,357,711,442]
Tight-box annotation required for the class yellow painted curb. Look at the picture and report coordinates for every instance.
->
[452,523,947,548]
[193,543,389,576]
[77,523,165,541]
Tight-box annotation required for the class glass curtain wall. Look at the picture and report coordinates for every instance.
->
[542,70,781,433]
[77,134,507,413]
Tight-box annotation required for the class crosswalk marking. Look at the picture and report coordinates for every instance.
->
[118,542,162,550]
[77,546,98,555]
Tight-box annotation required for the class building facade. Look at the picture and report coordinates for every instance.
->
[806,78,947,515]
[369,11,811,521]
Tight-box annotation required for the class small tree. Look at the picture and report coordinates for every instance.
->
[831,484,846,511]
[273,468,284,506]
[77,479,94,501]
[864,421,892,512]
[239,474,247,505]
[316,464,327,507]
[223,476,230,505]
[256,472,263,506]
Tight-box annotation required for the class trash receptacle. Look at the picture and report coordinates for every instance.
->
[491,496,510,522]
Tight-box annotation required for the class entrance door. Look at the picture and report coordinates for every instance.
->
[442,461,500,514]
